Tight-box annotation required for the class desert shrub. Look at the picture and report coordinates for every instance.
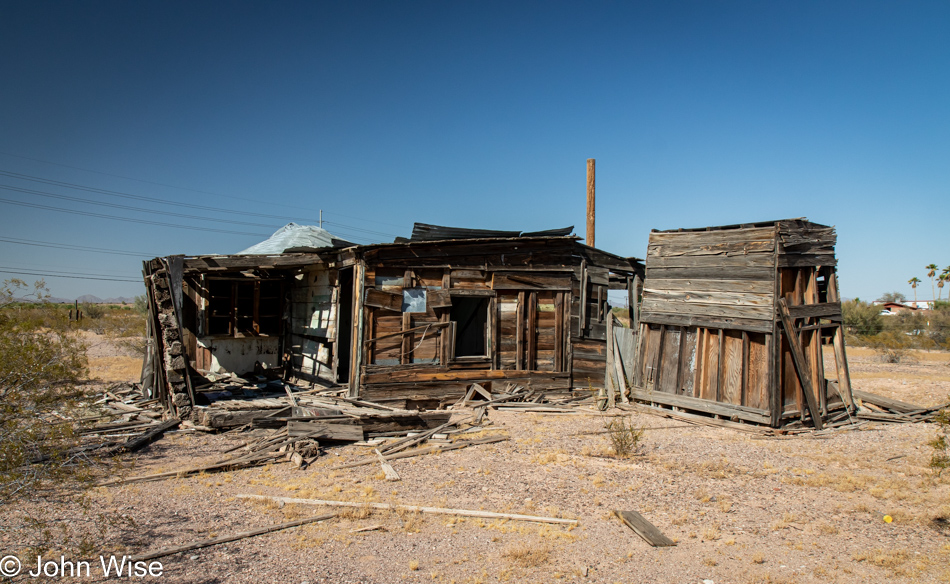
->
[931,405,950,477]
[132,294,148,316]
[604,416,643,458]
[927,303,950,349]
[842,299,884,342]
[80,302,104,320]
[863,331,916,363]
[0,280,88,500]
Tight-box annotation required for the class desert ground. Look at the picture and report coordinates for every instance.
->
[5,336,950,584]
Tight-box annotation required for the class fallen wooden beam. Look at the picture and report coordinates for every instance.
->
[613,510,676,547]
[130,513,336,561]
[108,418,181,455]
[237,495,578,525]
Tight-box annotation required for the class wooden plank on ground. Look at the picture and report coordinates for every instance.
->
[130,514,336,561]
[613,510,676,547]
[238,494,577,525]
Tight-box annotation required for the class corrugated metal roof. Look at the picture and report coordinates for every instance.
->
[409,223,574,242]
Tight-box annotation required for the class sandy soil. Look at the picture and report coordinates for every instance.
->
[4,335,950,584]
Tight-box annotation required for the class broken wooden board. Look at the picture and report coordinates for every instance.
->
[613,510,676,547]
[287,420,364,441]
[130,513,336,561]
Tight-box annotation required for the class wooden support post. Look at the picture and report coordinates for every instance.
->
[606,311,616,407]
[826,272,854,407]
[578,260,588,337]
[586,158,595,248]
[515,291,526,370]
[554,292,564,371]
[778,299,824,429]
[631,274,641,330]
[526,292,537,370]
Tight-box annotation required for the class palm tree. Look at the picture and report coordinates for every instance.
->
[908,277,921,303]
[939,272,948,302]
[927,263,939,301]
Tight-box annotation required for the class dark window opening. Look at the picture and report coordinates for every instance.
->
[451,297,489,357]
[337,268,353,383]
[206,279,282,337]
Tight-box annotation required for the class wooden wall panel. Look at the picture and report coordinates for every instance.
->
[658,327,681,394]
[698,329,720,401]
[746,333,769,410]
[720,330,743,405]
[681,328,698,397]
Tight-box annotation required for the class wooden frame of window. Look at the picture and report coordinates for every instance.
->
[204,277,283,338]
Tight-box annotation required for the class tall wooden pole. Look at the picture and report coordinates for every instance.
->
[586,158,595,248]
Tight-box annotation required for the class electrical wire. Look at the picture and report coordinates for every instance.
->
[0,266,139,283]
[0,198,271,237]
[0,183,280,228]
[0,158,407,234]
[0,236,155,257]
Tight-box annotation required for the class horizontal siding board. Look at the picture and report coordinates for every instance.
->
[645,278,774,295]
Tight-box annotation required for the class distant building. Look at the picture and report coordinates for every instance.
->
[878,302,917,315]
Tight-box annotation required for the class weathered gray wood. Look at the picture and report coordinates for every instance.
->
[109,418,181,454]
[645,266,775,281]
[613,510,676,547]
[131,514,337,561]
[647,239,774,258]
[784,302,842,319]
[287,421,364,441]
[642,289,773,307]
[644,278,774,295]
[640,298,773,321]
[776,254,837,267]
[777,299,823,430]
[491,273,572,290]
[646,254,775,269]
[238,494,577,525]
[648,226,777,245]
[627,387,771,424]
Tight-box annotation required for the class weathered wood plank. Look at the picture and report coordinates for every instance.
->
[642,288,773,307]
[613,510,676,547]
[491,273,572,290]
[644,278,774,295]
[640,299,773,321]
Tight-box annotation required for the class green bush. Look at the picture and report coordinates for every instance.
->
[842,299,884,341]
[0,280,88,500]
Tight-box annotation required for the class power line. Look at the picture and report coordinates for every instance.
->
[0,171,404,240]
[0,266,140,283]
[0,153,408,232]
[0,184,282,229]
[0,236,156,257]
[0,198,271,237]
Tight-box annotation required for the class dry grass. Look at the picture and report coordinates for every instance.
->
[502,542,552,567]
[87,356,142,382]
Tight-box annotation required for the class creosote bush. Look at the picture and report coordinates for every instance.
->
[0,279,88,500]
[604,416,644,458]
[930,404,950,477]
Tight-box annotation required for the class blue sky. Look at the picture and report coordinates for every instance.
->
[0,1,947,301]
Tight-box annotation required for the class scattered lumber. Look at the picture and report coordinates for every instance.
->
[237,494,578,525]
[130,513,336,561]
[107,418,181,455]
[374,449,400,481]
[853,390,948,424]
[613,510,676,547]
[331,435,508,470]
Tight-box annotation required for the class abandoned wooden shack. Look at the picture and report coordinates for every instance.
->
[141,223,644,419]
[628,218,854,429]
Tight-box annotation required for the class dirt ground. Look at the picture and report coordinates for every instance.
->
[5,335,950,584]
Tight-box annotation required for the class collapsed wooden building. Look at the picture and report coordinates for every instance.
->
[628,218,854,428]
[141,223,644,419]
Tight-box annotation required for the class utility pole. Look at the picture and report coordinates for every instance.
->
[320,210,323,229]
[586,158,595,248]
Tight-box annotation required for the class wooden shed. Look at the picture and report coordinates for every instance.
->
[141,224,644,417]
[629,219,853,428]
[352,225,644,407]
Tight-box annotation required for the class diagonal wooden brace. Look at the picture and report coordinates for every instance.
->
[778,298,824,430]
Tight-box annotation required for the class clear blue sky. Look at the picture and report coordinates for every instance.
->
[0,1,947,301]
